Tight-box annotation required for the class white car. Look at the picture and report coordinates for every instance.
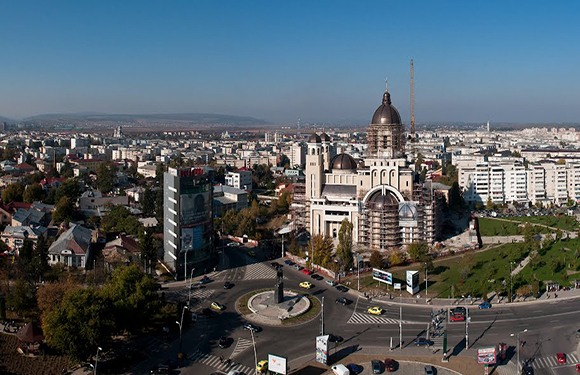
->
[227,242,240,247]
[331,364,350,375]
[326,280,337,286]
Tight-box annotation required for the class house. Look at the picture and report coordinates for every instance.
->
[138,217,158,228]
[39,177,66,191]
[13,163,35,174]
[102,235,141,271]
[213,184,248,216]
[11,208,49,227]
[79,190,130,216]
[125,186,145,202]
[1,225,47,254]
[0,202,32,226]
[48,224,94,269]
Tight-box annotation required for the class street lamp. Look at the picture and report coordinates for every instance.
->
[510,328,528,374]
[94,346,102,375]
[176,306,189,356]
[187,268,195,305]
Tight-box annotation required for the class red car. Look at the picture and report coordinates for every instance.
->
[450,314,465,322]
[384,358,398,372]
[576,364,580,373]
[302,269,313,275]
[557,353,566,364]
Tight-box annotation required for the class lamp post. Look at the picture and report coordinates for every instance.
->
[510,328,528,374]
[94,346,102,375]
[250,327,258,373]
[187,268,195,305]
[176,306,188,356]
[425,262,428,302]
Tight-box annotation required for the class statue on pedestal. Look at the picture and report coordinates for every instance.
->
[274,267,284,304]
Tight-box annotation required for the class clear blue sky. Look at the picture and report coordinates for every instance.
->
[1,0,579,124]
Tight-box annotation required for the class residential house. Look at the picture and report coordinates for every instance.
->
[48,224,94,269]
[1,225,46,254]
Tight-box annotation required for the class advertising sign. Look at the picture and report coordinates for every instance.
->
[316,335,329,365]
[477,347,497,365]
[394,283,402,290]
[406,270,420,295]
[268,354,287,375]
[373,268,393,285]
[180,191,210,225]
[398,201,418,227]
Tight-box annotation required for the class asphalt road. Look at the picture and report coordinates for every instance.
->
[151,244,580,375]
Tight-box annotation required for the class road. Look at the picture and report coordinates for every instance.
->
[136,243,580,375]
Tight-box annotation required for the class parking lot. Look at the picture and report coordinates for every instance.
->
[324,360,460,375]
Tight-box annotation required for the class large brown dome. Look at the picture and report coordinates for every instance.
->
[371,90,401,125]
[331,153,357,171]
[367,189,399,210]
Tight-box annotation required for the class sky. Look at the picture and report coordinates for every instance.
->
[1,0,579,124]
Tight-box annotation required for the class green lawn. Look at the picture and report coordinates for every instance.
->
[478,217,522,236]
[508,215,579,232]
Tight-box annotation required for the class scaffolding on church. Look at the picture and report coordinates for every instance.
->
[290,180,309,231]
[360,191,400,251]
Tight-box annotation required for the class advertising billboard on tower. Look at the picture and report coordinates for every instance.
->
[406,270,420,294]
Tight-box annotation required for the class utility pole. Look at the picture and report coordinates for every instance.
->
[321,296,325,336]
[425,262,428,302]
[511,329,528,374]
[465,307,469,349]
[94,346,102,375]
[176,306,188,356]
[187,268,195,305]
[250,328,258,372]
[399,304,403,350]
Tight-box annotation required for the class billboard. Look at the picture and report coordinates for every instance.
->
[373,268,393,285]
[406,270,420,295]
[398,201,418,227]
[477,347,497,365]
[316,335,329,365]
[268,354,287,375]
[180,191,211,226]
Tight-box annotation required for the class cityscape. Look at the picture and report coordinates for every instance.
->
[1,2,580,375]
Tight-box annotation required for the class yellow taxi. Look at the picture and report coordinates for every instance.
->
[299,281,313,289]
[367,306,383,315]
[210,302,225,311]
[256,359,268,372]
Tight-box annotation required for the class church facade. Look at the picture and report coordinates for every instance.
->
[304,86,441,251]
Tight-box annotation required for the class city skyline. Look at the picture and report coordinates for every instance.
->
[1,1,579,124]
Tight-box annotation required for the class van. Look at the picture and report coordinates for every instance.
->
[331,364,350,375]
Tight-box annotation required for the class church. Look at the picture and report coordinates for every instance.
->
[304,85,441,251]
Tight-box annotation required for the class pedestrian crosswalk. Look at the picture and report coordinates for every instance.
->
[230,338,253,358]
[179,288,215,302]
[242,262,279,280]
[497,353,580,375]
[189,351,256,375]
[347,311,409,325]
[143,337,169,355]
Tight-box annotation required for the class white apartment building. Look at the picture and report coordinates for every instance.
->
[290,143,306,167]
[225,169,252,191]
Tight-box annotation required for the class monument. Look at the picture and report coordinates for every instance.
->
[274,267,284,303]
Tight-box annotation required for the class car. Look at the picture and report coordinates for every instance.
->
[450,314,465,322]
[302,268,313,275]
[271,262,281,268]
[384,359,398,372]
[243,323,261,332]
[478,302,492,309]
[227,242,240,247]
[576,329,580,338]
[424,365,436,375]
[331,364,350,375]
[576,364,580,373]
[211,302,225,311]
[336,297,351,305]
[223,281,232,289]
[256,359,268,372]
[368,306,383,315]
[414,337,433,346]
[300,281,313,289]
[451,307,466,316]
[329,334,344,343]
[326,280,337,286]
[284,260,294,265]
[311,274,323,280]
[218,336,230,348]
[294,264,304,271]
[372,359,385,374]
[346,363,364,374]
[226,371,243,375]
[557,353,566,364]
[522,365,534,375]
[150,364,171,374]
[200,276,212,284]
[336,285,349,292]
[248,251,256,257]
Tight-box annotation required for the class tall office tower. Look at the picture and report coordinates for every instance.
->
[164,167,214,279]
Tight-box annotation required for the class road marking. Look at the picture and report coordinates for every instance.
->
[570,353,578,362]
[348,312,414,325]
[230,338,253,358]
[189,351,256,375]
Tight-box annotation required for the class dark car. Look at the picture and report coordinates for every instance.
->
[243,323,261,332]
[414,337,433,346]
[218,336,230,349]
[199,276,212,284]
[336,285,349,293]
[424,365,436,375]
[150,365,171,374]
[336,297,351,306]
[284,260,294,265]
[347,363,364,374]
[522,365,534,375]
[311,274,323,280]
[372,359,385,374]
[328,334,344,343]
[384,359,398,372]
[271,262,281,268]
[223,281,233,289]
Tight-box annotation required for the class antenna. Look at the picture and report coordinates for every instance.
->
[410,59,415,135]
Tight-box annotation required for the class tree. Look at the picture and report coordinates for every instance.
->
[309,234,333,268]
[448,182,464,210]
[369,251,384,269]
[555,229,563,242]
[53,196,75,224]
[101,205,143,235]
[336,219,354,271]
[97,162,117,193]
[407,242,430,262]
[142,187,156,216]
[140,231,157,274]
[23,183,44,203]
[6,278,36,318]
[389,251,404,267]
[43,287,116,361]
[2,183,24,203]
[155,163,165,183]
[54,179,80,203]
[485,197,494,211]
[37,278,79,322]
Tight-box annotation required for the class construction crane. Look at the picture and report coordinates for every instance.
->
[410,58,415,136]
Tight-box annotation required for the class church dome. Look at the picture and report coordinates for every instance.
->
[367,189,399,210]
[320,132,331,142]
[308,133,321,143]
[331,153,357,171]
[371,90,401,125]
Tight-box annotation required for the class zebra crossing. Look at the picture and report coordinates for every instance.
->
[497,353,580,375]
[348,311,409,325]
[230,338,253,358]
[188,351,256,375]
[242,262,279,280]
[179,288,215,302]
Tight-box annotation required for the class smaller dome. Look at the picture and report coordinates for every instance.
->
[308,133,321,143]
[320,133,331,142]
[331,153,357,171]
[367,189,399,210]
